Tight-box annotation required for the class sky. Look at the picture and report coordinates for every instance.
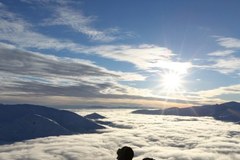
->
[0,0,240,108]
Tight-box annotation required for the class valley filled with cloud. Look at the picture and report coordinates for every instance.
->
[0,109,239,160]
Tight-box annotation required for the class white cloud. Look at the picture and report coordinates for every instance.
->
[20,0,134,42]
[84,44,193,73]
[42,6,127,42]
[1,43,192,107]
[197,84,240,100]
[0,7,191,74]
[182,83,240,105]
[208,50,235,57]
[0,43,151,100]
[0,8,80,50]
[0,110,239,160]
[209,56,240,74]
[205,36,240,75]
[216,37,240,49]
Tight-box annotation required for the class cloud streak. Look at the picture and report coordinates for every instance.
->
[197,84,240,100]
[209,56,240,74]
[42,6,124,42]
[216,37,240,49]
[0,43,147,98]
[0,6,80,50]
[83,44,193,73]
[208,50,235,57]
[202,37,240,75]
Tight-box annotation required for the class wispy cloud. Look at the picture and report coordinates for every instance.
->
[205,37,240,75]
[20,0,130,43]
[0,6,195,106]
[216,37,240,49]
[42,7,125,42]
[209,56,240,74]
[0,6,191,74]
[20,0,79,5]
[4,1,239,106]
[208,50,235,57]
[0,6,79,50]
[197,84,240,100]
[183,84,240,105]
[83,44,193,73]
[0,43,193,107]
[206,49,240,75]
[0,43,148,99]
[0,43,116,80]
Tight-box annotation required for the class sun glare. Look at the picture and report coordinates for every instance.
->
[161,71,184,93]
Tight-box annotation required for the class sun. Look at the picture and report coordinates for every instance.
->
[161,71,183,93]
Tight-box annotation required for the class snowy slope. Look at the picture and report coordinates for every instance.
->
[0,104,105,143]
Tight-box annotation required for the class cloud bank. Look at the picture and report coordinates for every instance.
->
[0,109,239,160]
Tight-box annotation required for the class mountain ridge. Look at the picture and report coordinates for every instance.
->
[0,104,105,144]
[132,101,240,123]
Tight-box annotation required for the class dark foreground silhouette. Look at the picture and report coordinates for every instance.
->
[117,146,134,160]
[117,146,154,160]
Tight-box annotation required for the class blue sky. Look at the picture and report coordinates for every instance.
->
[0,0,240,107]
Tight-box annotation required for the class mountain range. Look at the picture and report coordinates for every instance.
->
[132,101,240,123]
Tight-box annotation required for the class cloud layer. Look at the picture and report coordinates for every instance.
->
[0,43,148,98]
[0,0,240,105]
[0,2,194,106]
[0,109,239,160]
[1,43,190,107]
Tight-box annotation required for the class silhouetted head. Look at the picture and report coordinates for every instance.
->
[117,146,134,160]
[143,158,155,160]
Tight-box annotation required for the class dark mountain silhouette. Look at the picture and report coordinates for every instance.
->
[132,101,240,123]
[0,104,105,143]
[84,112,132,129]
[84,112,106,119]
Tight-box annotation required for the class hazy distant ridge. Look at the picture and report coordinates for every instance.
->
[132,101,240,123]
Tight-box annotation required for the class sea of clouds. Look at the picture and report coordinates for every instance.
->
[0,109,240,160]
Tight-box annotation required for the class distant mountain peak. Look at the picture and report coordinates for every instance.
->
[84,112,106,119]
[221,101,239,106]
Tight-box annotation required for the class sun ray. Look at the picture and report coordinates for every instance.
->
[161,71,184,93]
